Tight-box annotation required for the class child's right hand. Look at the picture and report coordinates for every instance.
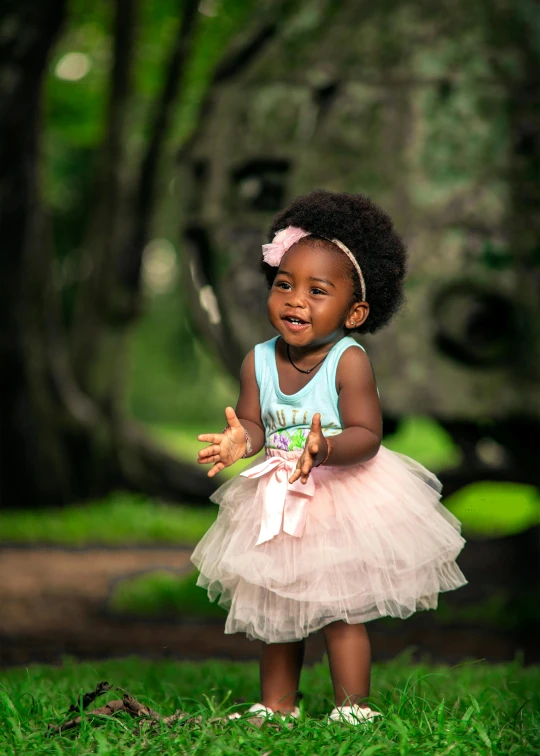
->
[197,406,247,478]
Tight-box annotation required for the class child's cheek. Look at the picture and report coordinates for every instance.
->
[267,294,280,324]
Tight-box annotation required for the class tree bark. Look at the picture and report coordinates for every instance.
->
[72,0,201,406]
[482,0,540,379]
[0,0,69,507]
[0,0,215,507]
[71,0,139,403]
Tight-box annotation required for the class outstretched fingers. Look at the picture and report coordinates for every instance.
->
[197,432,223,444]
[197,443,221,462]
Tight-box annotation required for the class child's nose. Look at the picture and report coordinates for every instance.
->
[286,290,308,307]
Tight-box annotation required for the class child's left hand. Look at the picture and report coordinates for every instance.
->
[288,413,328,485]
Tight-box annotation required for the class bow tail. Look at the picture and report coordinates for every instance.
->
[255,472,287,545]
[256,474,316,546]
[241,456,316,546]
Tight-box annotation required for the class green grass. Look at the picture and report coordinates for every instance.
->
[0,653,537,754]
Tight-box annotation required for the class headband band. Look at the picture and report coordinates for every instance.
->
[262,226,367,301]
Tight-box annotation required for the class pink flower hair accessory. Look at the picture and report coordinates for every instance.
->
[262,226,310,266]
[262,225,367,301]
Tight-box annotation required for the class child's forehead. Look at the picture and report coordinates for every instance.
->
[278,240,350,280]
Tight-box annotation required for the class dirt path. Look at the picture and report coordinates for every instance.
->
[0,545,535,667]
[0,546,300,666]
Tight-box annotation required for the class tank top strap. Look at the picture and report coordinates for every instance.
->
[323,335,365,380]
[253,338,275,394]
[322,336,380,400]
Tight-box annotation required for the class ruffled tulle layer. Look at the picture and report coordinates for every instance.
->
[190,445,468,643]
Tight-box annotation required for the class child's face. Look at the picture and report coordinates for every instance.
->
[267,240,368,346]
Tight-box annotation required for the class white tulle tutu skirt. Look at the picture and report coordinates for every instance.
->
[190,445,468,643]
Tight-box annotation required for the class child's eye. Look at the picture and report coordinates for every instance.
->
[275,281,291,290]
[311,288,325,295]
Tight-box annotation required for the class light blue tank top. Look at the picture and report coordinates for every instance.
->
[254,335,378,451]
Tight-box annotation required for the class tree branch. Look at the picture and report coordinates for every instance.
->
[173,13,288,378]
[72,0,138,383]
[115,0,201,306]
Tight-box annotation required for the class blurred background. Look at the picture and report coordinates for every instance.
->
[1,0,539,668]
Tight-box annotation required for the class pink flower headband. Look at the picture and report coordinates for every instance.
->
[262,226,367,301]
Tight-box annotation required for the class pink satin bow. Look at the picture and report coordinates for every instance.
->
[240,456,315,545]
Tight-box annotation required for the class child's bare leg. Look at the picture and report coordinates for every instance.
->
[260,639,305,712]
[322,620,372,707]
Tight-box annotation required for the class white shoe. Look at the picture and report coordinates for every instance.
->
[228,703,301,720]
[328,704,383,724]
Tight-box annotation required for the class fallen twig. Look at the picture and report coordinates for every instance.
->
[48,682,195,735]
[48,680,290,735]
[66,681,113,715]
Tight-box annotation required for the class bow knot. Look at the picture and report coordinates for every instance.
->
[240,456,315,545]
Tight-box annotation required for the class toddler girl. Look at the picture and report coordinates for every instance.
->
[191,189,468,725]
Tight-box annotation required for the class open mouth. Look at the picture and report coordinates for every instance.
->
[283,316,309,325]
[282,315,310,331]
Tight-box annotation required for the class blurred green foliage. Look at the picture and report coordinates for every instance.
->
[448,481,540,536]
[0,492,216,546]
[43,0,255,351]
[383,416,462,469]
[126,288,239,427]
[44,0,255,221]
[109,567,227,619]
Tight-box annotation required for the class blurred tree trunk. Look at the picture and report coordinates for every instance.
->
[481,0,540,635]
[0,0,214,507]
[71,0,200,405]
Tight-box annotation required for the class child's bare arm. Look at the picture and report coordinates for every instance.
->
[329,346,382,466]
[316,348,382,465]
[197,350,264,477]
[289,346,381,481]
[233,349,265,456]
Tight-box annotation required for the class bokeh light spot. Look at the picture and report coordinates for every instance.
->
[142,239,177,294]
[55,52,92,81]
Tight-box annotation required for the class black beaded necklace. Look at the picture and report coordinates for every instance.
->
[286,343,328,374]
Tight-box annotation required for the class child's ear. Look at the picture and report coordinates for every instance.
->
[348,301,369,328]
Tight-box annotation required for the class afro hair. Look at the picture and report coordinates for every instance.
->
[259,189,408,335]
